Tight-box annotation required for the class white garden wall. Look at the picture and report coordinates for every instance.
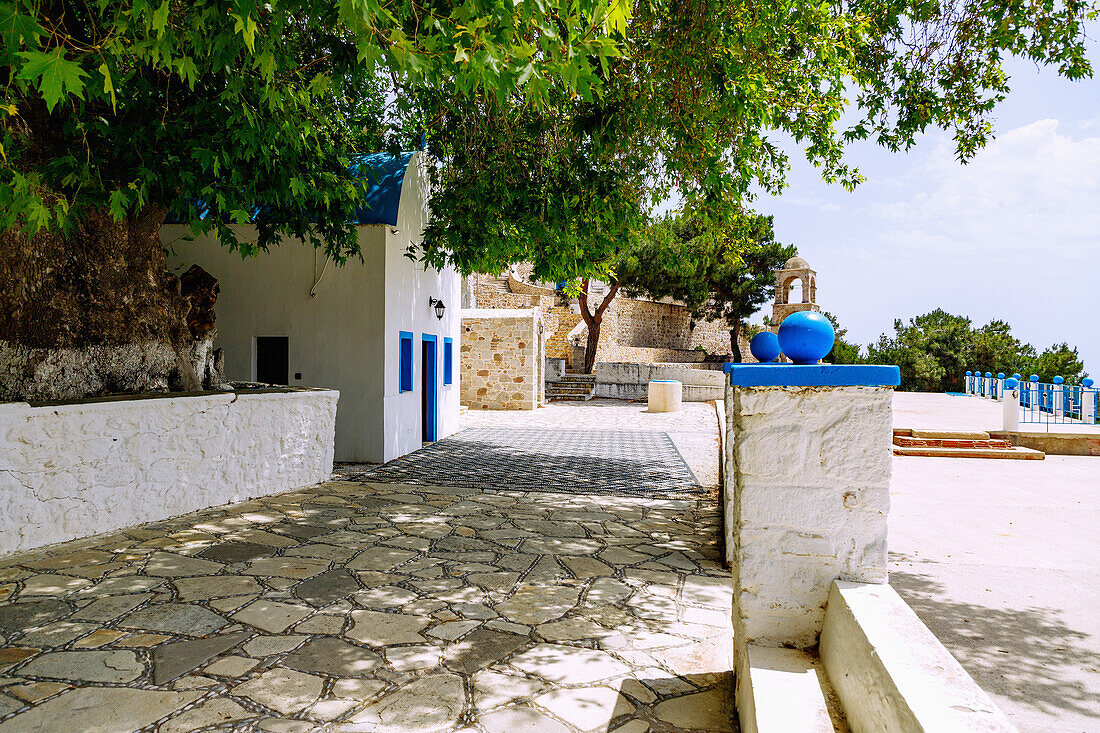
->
[0,389,337,556]
[595,362,724,401]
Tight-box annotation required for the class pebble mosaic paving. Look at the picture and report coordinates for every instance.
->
[352,428,705,497]
[0,406,734,732]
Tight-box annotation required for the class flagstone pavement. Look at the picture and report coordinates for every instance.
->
[0,401,733,732]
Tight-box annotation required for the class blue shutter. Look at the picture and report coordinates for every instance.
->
[399,331,413,392]
[443,338,453,385]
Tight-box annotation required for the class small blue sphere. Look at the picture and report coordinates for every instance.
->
[1013,373,1021,380]
[997,373,1005,379]
[1004,378,1019,390]
[1053,376,1064,384]
[777,312,835,365]
[749,331,781,363]
[1030,374,1039,382]
[966,371,972,376]
[984,372,992,378]
[1083,378,1095,388]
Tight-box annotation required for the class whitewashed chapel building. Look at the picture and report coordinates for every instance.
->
[163,151,461,463]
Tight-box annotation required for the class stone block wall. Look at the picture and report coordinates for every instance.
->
[724,384,892,651]
[468,268,759,370]
[460,309,544,410]
[0,389,338,555]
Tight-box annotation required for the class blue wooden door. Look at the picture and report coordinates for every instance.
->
[422,335,438,442]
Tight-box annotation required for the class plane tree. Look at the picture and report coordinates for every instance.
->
[0,0,626,399]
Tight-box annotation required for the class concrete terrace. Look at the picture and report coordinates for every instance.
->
[889,395,1100,733]
[893,390,1100,434]
[0,402,733,733]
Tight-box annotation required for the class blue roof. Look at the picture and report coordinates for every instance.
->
[165,151,416,227]
[350,151,416,226]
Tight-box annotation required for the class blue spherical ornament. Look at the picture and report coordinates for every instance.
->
[1083,378,1095,388]
[1013,373,1021,380]
[997,373,1005,379]
[1004,378,1019,390]
[966,371,972,376]
[1053,376,1064,384]
[777,311,835,365]
[1030,374,1039,382]
[984,372,992,378]
[749,331,781,363]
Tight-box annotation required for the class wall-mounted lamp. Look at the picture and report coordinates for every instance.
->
[429,297,446,320]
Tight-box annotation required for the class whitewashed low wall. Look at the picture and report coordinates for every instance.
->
[821,581,1014,732]
[0,389,338,556]
[595,362,724,401]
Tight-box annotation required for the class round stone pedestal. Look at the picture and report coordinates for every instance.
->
[648,380,682,413]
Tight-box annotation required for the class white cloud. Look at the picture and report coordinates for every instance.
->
[867,119,1100,257]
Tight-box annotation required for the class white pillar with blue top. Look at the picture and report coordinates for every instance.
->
[723,312,901,728]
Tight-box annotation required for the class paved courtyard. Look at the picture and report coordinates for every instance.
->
[890,450,1100,733]
[0,401,732,732]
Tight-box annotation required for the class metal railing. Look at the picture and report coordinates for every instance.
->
[963,371,1098,430]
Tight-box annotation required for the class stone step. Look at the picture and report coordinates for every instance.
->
[893,436,1014,450]
[906,429,991,440]
[893,445,1045,459]
[545,388,594,397]
[737,645,843,732]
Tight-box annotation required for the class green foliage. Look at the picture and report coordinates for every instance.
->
[0,0,625,256]
[616,210,794,361]
[1,0,1094,282]
[863,309,1088,391]
[620,211,793,323]
[822,312,863,364]
[421,99,644,281]
[423,0,1095,283]
[1031,343,1086,384]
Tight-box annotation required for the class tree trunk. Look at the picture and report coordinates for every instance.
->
[0,207,204,402]
[577,278,619,374]
[730,319,742,363]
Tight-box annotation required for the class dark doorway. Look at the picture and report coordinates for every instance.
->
[256,336,289,385]
[422,335,438,442]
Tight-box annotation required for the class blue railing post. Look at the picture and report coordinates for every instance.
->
[965,371,973,394]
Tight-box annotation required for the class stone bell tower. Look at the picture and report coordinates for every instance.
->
[771,256,819,326]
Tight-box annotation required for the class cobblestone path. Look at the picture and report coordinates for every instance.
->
[0,406,733,732]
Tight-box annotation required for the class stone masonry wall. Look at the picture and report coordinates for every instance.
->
[471,268,752,369]
[460,310,542,410]
[0,389,338,555]
[724,384,892,651]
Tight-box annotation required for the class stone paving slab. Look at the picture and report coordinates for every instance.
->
[0,477,734,732]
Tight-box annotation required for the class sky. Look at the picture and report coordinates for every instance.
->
[753,34,1100,378]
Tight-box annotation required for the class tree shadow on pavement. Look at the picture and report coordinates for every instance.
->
[890,565,1100,723]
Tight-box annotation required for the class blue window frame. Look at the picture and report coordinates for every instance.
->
[399,331,413,392]
[443,337,453,385]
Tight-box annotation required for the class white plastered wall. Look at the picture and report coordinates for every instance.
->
[381,153,461,461]
[162,152,460,463]
[164,225,386,462]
